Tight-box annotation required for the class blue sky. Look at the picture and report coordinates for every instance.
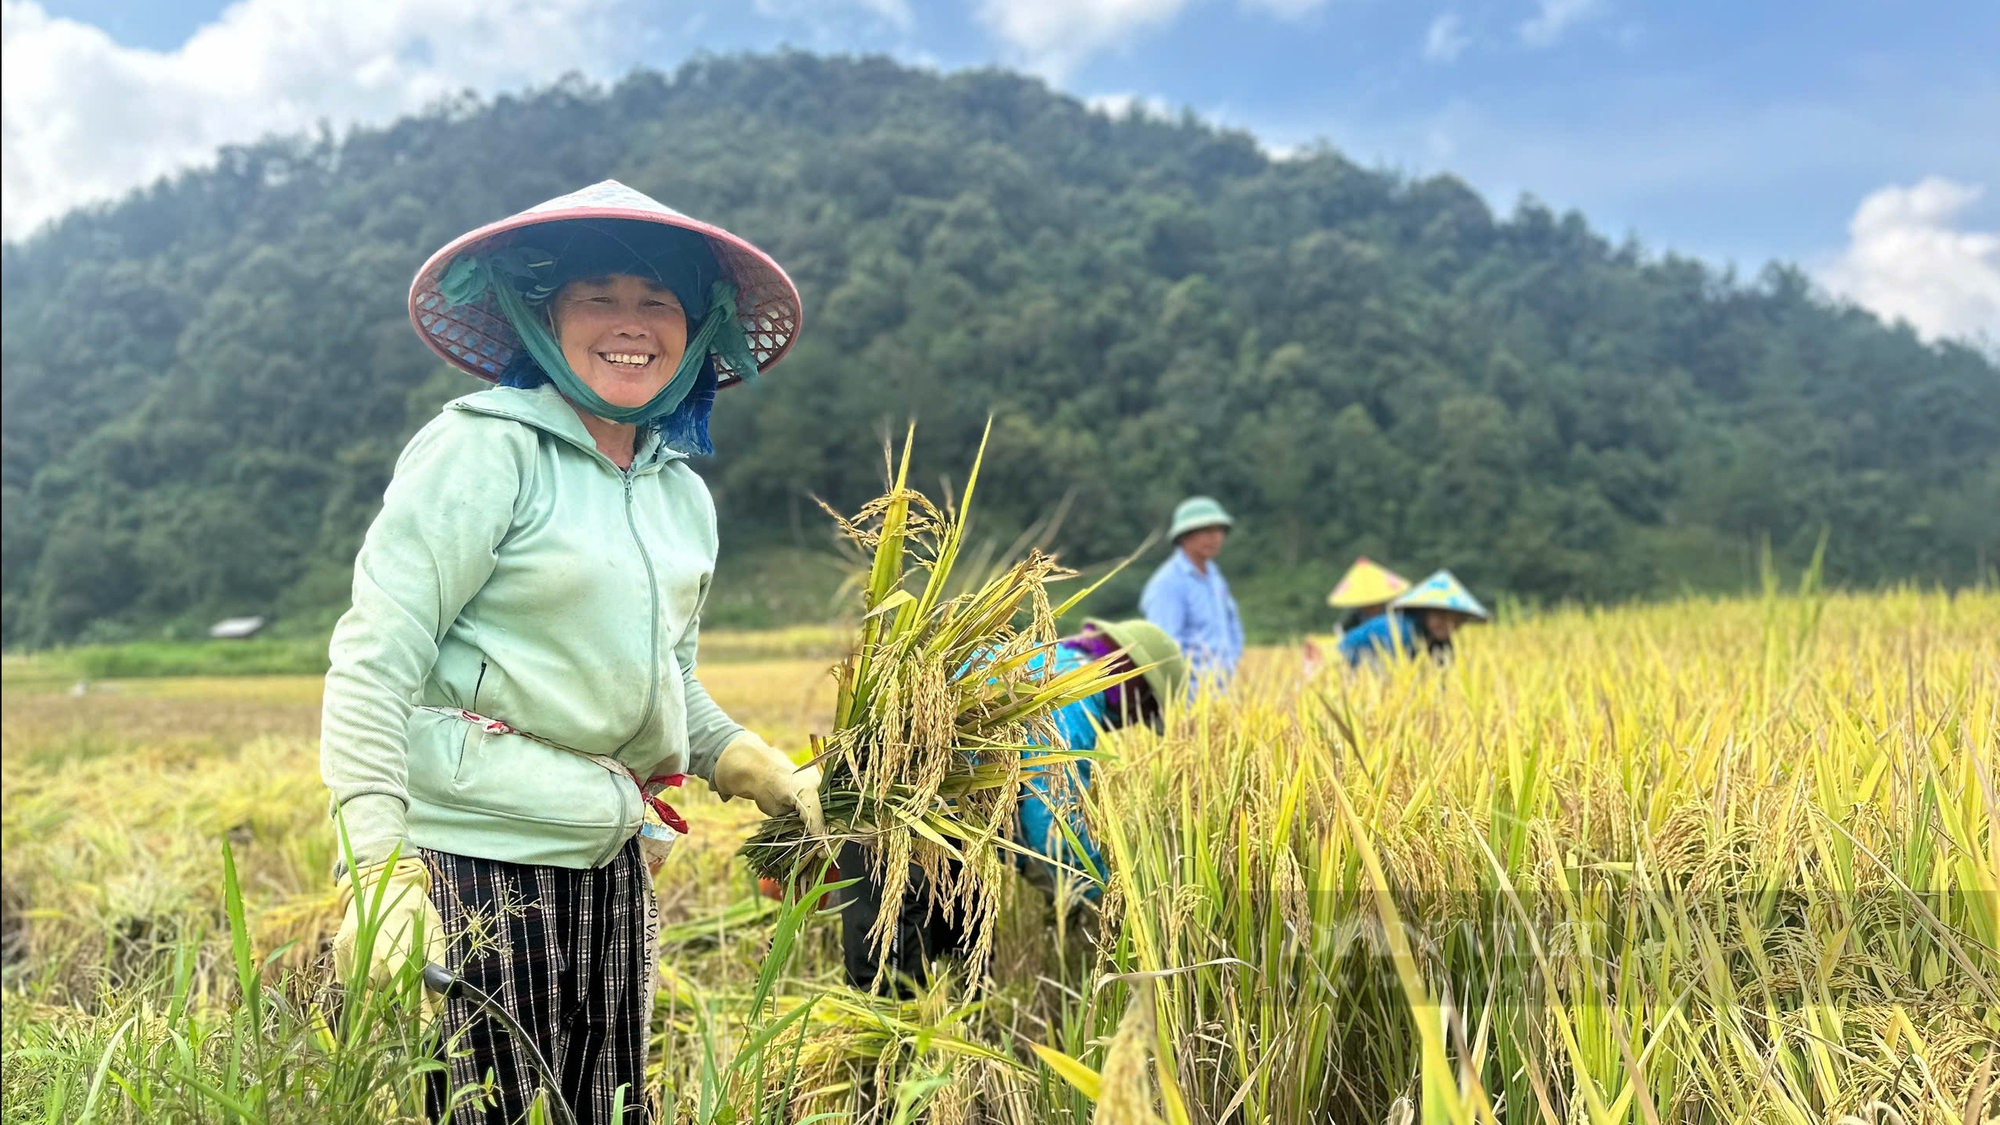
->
[7,0,1997,339]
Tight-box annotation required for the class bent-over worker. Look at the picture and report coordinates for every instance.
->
[1337,568,1490,670]
[833,619,1187,992]
[1327,556,1412,633]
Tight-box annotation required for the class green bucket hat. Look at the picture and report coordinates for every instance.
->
[1168,496,1234,541]
[1087,618,1189,706]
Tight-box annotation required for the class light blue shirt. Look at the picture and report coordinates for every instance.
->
[1140,547,1244,690]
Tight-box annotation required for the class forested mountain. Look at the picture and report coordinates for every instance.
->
[3,53,1995,646]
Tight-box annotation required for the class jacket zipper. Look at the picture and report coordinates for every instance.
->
[623,469,663,740]
[448,397,688,867]
[595,466,662,866]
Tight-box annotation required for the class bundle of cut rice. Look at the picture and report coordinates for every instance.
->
[742,424,1137,982]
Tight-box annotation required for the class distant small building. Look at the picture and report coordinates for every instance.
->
[208,616,267,640]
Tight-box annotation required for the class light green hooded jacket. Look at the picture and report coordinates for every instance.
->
[321,383,744,870]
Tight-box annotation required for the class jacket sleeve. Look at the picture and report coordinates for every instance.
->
[676,593,746,785]
[670,470,745,784]
[320,410,530,869]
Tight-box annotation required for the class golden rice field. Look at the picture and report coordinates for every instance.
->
[2,589,1995,1124]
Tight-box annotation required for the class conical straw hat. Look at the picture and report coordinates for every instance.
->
[408,180,801,386]
[1391,569,1490,621]
[1327,557,1411,608]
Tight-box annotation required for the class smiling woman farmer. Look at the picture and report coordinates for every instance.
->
[320,181,820,1124]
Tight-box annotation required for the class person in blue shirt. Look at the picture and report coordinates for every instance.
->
[1140,496,1245,692]
[1013,618,1185,901]
[1338,569,1490,669]
[833,619,1187,993]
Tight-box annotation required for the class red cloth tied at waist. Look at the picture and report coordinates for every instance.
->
[638,773,690,834]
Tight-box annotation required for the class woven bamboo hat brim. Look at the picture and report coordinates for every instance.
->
[1327,557,1411,608]
[408,180,801,386]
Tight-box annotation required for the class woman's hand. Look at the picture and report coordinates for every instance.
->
[334,856,447,991]
[713,732,826,838]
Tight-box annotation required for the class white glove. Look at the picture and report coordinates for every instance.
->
[712,732,826,838]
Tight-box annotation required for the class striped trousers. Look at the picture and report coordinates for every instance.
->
[421,839,655,1125]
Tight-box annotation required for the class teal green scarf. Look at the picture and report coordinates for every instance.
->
[440,251,758,427]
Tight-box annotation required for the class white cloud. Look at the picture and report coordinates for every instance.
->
[978,0,1196,79]
[978,0,1326,78]
[1,0,643,239]
[1518,0,1600,47]
[1820,177,2000,345]
[1423,12,1467,62]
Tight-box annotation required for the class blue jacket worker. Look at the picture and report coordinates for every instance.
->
[1141,496,1245,691]
[833,619,1188,993]
[1338,569,1490,669]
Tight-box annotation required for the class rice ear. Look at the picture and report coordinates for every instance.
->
[1092,980,1165,1125]
[741,419,1136,984]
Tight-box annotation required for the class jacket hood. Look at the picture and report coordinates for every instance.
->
[447,384,686,472]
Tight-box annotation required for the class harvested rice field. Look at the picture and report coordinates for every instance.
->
[2,589,1995,1123]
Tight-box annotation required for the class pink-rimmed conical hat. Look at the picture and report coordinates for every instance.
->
[407,180,802,387]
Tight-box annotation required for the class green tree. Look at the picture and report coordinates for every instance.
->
[3,53,1994,645]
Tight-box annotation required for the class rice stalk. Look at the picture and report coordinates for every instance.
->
[742,420,1143,986]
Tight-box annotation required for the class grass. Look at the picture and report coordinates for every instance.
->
[0,629,854,694]
[3,589,1995,1122]
[0,639,333,688]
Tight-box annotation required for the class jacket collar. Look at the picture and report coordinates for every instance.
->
[1172,546,1219,581]
[447,384,683,474]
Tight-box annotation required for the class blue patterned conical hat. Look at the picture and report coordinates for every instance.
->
[1391,570,1489,621]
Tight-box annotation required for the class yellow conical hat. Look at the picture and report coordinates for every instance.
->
[1327,557,1411,608]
